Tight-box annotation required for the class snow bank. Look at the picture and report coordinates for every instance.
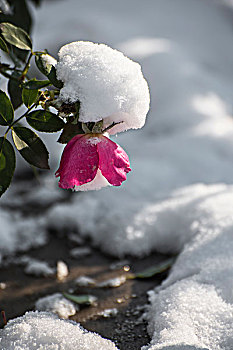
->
[57,41,150,134]
[0,311,118,350]
[142,184,233,349]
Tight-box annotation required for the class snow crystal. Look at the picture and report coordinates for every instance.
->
[86,137,102,145]
[57,260,69,281]
[35,293,77,319]
[56,41,150,135]
[0,311,118,349]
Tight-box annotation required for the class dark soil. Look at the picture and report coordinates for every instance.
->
[0,233,171,350]
[0,175,172,349]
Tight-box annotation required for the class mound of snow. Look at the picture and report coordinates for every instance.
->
[143,184,233,349]
[57,41,150,134]
[0,311,118,350]
[35,293,77,318]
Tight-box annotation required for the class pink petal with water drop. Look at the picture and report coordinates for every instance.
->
[56,134,99,189]
[98,136,131,186]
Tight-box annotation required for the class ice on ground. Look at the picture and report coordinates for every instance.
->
[0,311,118,350]
[57,41,150,135]
[35,293,77,319]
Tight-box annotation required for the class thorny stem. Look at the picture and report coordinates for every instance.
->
[102,121,124,133]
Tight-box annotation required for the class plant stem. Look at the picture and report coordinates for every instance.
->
[4,92,42,136]
[21,52,33,79]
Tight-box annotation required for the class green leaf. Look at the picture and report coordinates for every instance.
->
[22,88,38,108]
[63,293,97,306]
[47,66,63,89]
[0,138,15,197]
[12,126,49,169]
[8,71,23,110]
[130,257,175,279]
[23,79,51,90]
[0,36,8,52]
[0,90,14,126]
[0,22,32,50]
[26,110,65,132]
[57,121,84,144]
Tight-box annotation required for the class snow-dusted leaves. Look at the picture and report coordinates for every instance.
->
[35,53,63,89]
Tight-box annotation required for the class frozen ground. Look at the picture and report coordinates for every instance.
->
[0,0,233,349]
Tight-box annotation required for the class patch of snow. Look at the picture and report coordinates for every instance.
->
[0,311,118,349]
[98,276,127,288]
[75,276,96,287]
[40,53,57,67]
[70,247,92,258]
[98,308,118,318]
[57,41,150,135]
[0,210,47,262]
[35,293,77,319]
[24,258,55,277]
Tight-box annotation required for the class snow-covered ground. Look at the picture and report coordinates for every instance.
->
[1,0,233,349]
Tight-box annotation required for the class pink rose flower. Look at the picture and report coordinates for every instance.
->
[56,134,131,191]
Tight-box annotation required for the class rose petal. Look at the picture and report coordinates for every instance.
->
[98,136,131,186]
[56,134,99,189]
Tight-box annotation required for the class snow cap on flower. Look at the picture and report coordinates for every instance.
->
[56,41,150,135]
[56,134,131,191]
